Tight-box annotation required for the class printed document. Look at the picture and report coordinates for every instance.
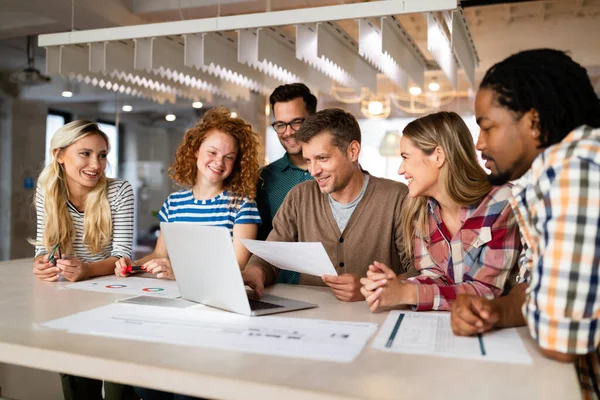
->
[42,303,377,362]
[372,311,532,364]
[240,239,337,277]
[64,276,181,298]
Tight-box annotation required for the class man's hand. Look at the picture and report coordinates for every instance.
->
[322,273,363,302]
[242,265,266,298]
[450,294,500,336]
[56,257,89,282]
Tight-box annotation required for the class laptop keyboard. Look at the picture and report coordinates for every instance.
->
[248,298,284,311]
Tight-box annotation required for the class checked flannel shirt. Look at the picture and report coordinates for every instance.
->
[405,184,522,311]
[510,125,600,399]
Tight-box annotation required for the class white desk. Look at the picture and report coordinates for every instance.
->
[0,258,580,400]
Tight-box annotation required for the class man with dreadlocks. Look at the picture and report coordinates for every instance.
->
[450,49,600,398]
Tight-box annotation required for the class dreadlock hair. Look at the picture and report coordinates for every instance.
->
[480,48,600,149]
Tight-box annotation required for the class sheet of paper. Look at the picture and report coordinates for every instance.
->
[372,311,532,364]
[64,276,181,298]
[241,239,338,277]
[42,303,377,363]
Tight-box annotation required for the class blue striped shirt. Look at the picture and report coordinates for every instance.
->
[158,190,261,236]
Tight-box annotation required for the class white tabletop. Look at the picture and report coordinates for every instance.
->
[0,258,580,400]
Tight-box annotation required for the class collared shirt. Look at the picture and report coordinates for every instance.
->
[405,184,521,311]
[509,125,600,398]
[255,153,313,284]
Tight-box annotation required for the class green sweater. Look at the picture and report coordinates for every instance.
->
[248,175,411,286]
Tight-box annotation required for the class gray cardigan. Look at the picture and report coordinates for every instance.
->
[248,175,410,286]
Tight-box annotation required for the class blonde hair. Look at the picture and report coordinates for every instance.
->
[400,112,492,260]
[34,120,112,255]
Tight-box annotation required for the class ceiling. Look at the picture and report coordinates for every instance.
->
[0,0,599,122]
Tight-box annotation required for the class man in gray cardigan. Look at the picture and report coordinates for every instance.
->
[243,108,410,302]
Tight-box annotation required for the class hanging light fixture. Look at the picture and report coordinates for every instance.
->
[428,79,440,92]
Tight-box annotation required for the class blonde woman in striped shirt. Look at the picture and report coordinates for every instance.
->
[32,120,134,282]
[32,120,136,399]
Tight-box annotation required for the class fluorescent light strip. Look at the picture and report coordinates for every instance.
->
[39,0,458,46]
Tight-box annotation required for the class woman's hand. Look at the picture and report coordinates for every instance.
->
[56,257,90,282]
[360,261,416,312]
[114,256,132,277]
[33,254,61,282]
[143,258,175,280]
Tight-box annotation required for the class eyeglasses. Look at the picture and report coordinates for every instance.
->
[271,118,305,134]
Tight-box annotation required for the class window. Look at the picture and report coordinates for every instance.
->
[96,122,119,179]
[45,113,66,166]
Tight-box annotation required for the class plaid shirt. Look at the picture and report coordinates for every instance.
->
[510,125,600,399]
[405,184,521,311]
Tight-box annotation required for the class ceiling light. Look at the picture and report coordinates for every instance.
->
[192,101,203,109]
[368,100,384,115]
[61,90,73,98]
[122,105,133,112]
[230,112,238,118]
[409,86,422,96]
[165,113,176,122]
[428,80,440,92]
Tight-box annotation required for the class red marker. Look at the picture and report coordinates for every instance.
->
[124,265,145,274]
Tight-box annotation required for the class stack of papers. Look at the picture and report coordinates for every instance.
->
[42,303,378,363]
[372,311,532,364]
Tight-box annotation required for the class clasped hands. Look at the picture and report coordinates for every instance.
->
[360,261,416,312]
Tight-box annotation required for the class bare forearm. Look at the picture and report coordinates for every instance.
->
[493,282,527,328]
[87,257,120,278]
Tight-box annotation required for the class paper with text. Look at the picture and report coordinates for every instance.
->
[42,303,377,362]
[64,276,181,298]
[241,239,338,277]
[372,311,532,364]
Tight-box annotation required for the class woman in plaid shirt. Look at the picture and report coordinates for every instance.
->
[360,111,521,312]
[450,49,600,399]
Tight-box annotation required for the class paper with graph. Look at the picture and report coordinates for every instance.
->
[372,311,532,364]
[64,275,181,298]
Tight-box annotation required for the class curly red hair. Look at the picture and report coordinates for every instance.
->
[169,107,262,201]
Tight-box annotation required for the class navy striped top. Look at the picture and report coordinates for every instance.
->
[35,179,135,261]
[158,190,261,236]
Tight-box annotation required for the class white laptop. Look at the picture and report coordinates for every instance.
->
[160,222,317,316]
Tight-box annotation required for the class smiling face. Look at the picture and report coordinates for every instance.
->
[398,135,441,198]
[56,133,108,194]
[302,132,357,196]
[195,129,238,187]
[475,88,541,184]
[272,97,310,156]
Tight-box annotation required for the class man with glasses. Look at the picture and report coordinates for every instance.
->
[256,83,317,284]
